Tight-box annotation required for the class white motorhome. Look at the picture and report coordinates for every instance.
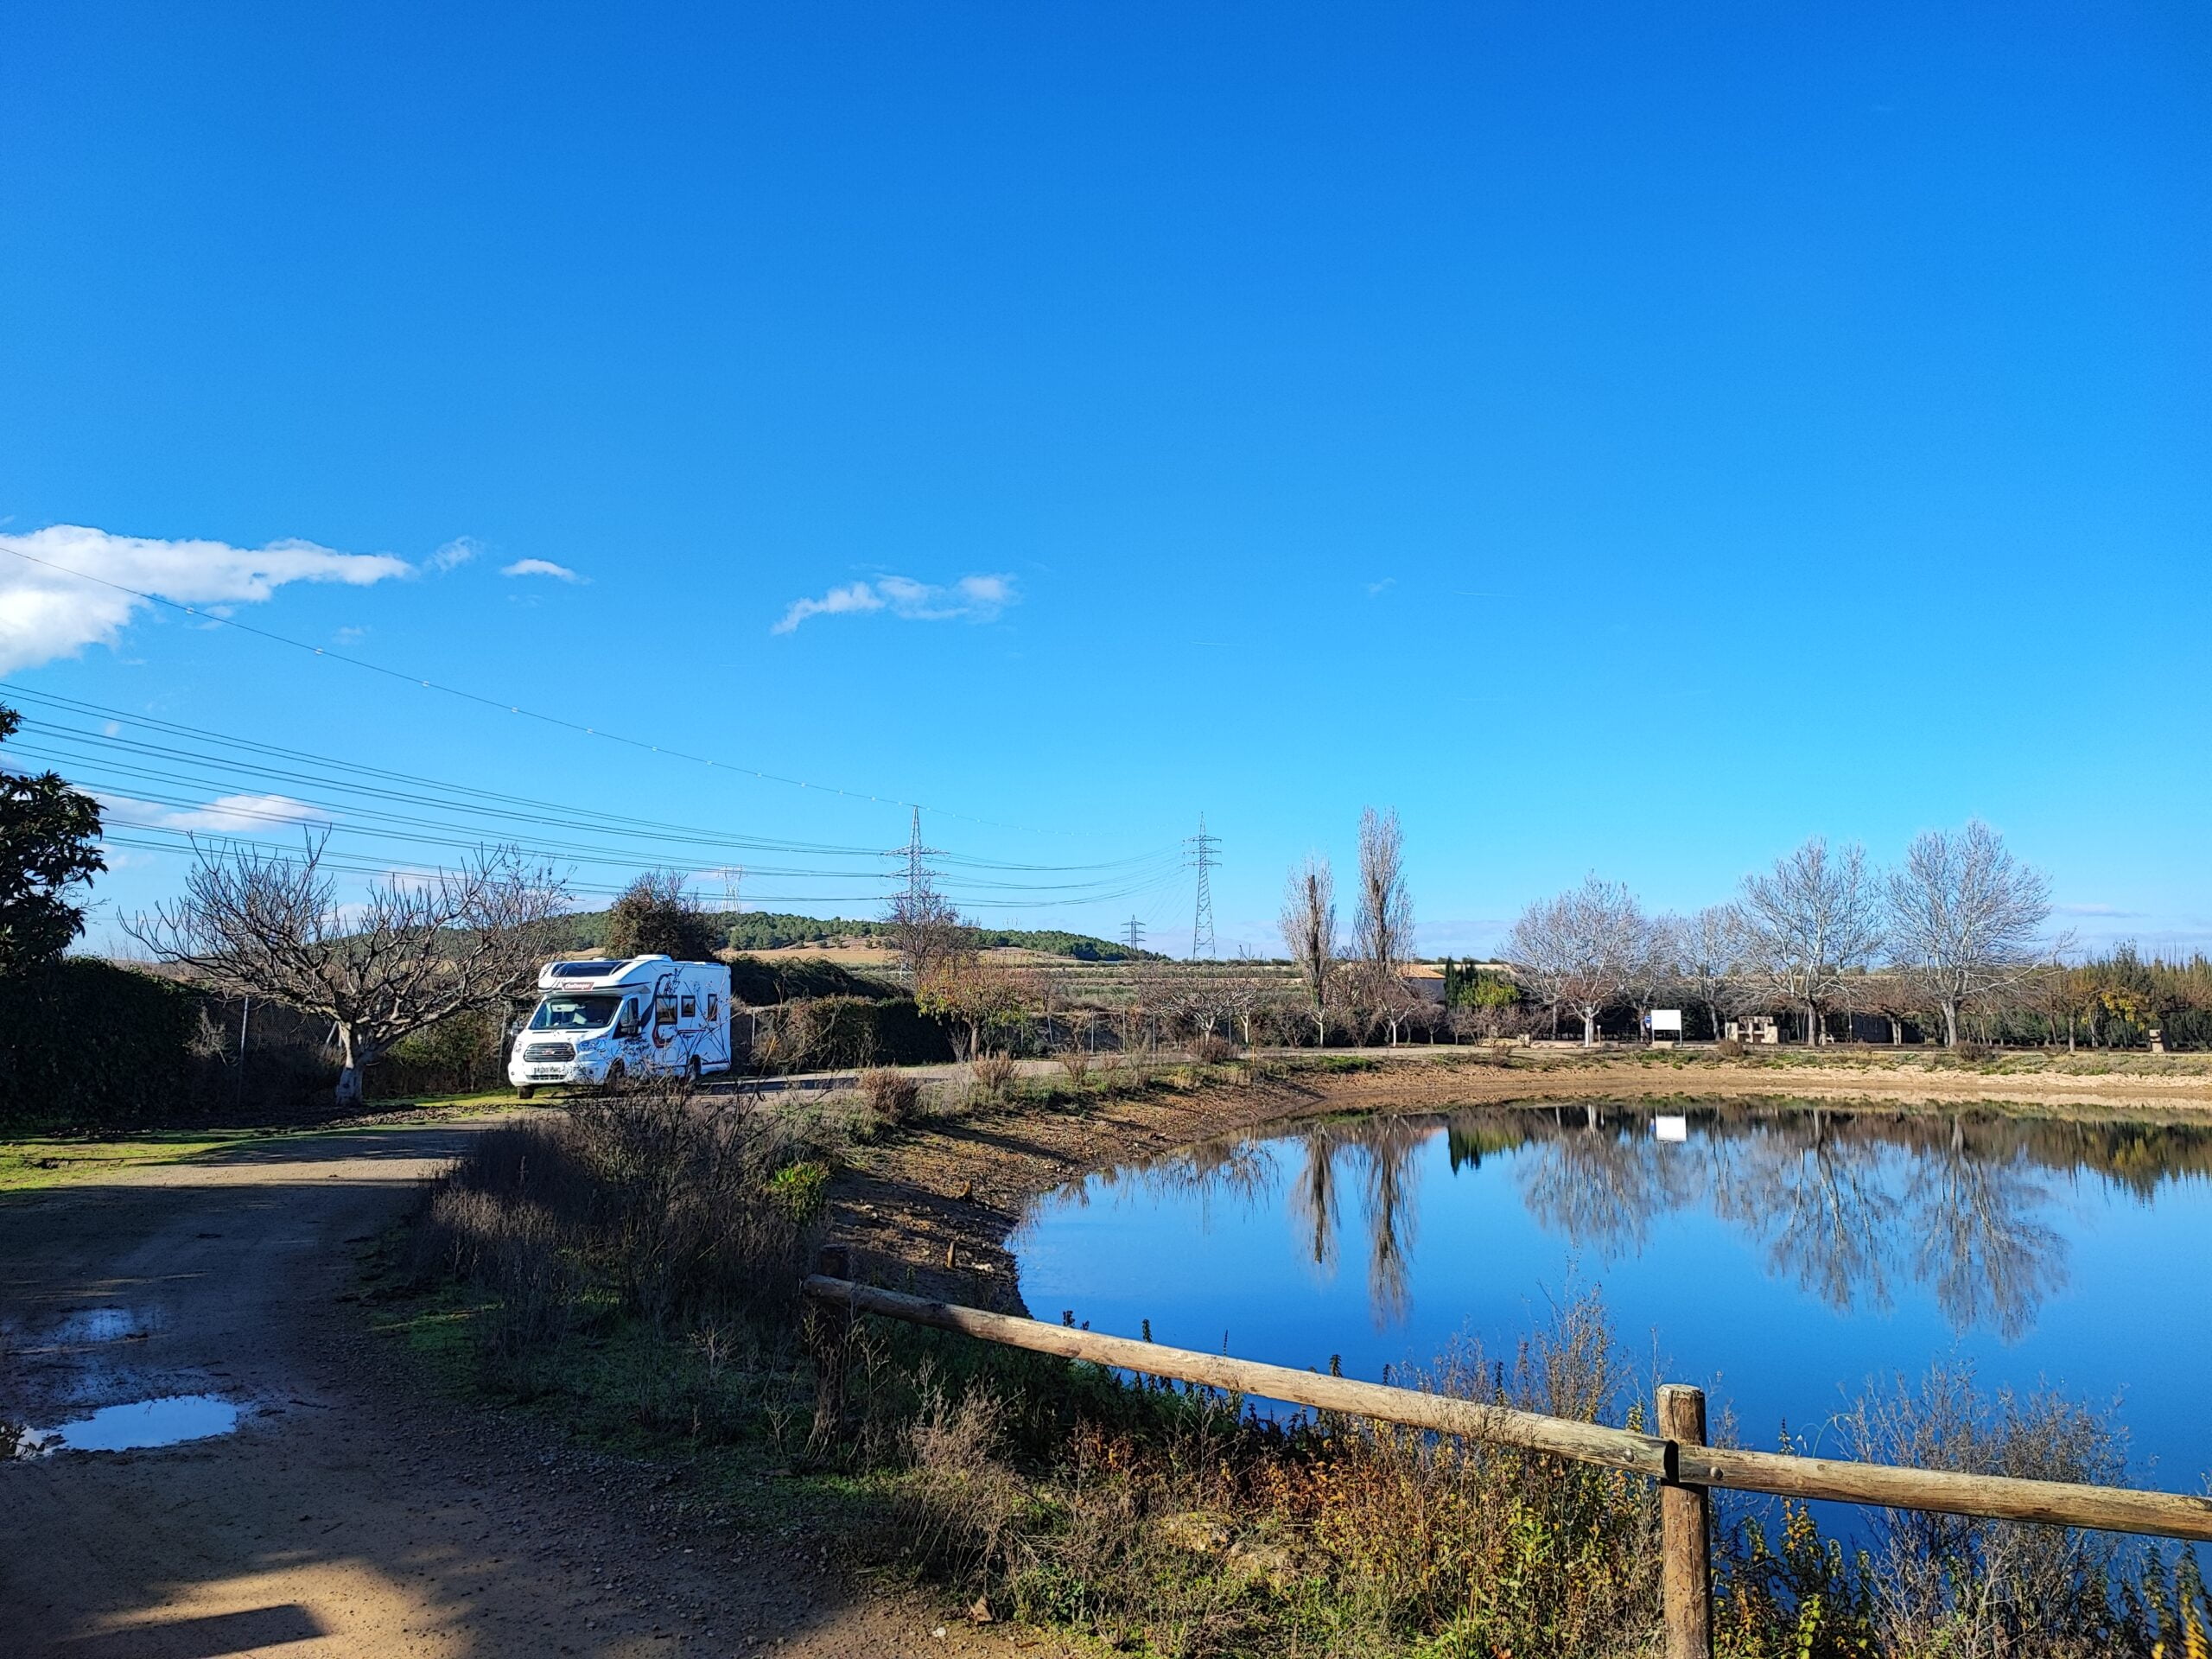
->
[509,956,733,1096]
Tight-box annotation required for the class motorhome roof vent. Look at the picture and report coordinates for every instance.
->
[550,960,623,978]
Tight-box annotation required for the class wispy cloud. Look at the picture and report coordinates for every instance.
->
[99,791,328,834]
[773,572,1016,635]
[428,536,480,574]
[500,558,587,583]
[0,524,410,675]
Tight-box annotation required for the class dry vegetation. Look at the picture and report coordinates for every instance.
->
[391,1075,2212,1657]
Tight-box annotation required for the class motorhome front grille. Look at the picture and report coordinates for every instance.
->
[523,1042,575,1062]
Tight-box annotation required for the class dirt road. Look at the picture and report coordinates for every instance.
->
[0,1121,1015,1659]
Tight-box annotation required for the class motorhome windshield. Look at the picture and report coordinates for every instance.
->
[529,995,622,1031]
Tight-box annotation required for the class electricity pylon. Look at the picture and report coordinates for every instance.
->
[1186,813,1221,959]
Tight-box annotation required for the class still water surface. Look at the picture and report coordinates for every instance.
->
[1014,1103,2212,1487]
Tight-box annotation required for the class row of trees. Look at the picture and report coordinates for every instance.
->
[1278,807,1427,1046]
[1507,823,2058,1047]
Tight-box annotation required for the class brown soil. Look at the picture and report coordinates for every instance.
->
[0,1121,1038,1658]
[827,1052,2212,1310]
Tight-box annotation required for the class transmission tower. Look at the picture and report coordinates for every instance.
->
[1122,915,1146,955]
[1185,812,1221,959]
[895,807,941,906]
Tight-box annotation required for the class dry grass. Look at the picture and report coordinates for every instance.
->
[861,1066,922,1125]
[970,1052,1017,1097]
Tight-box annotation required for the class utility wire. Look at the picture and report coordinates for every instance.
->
[3,686,1180,879]
[0,545,1046,832]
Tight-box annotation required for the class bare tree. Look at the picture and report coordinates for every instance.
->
[1353,807,1415,1045]
[1211,954,1270,1052]
[885,872,966,990]
[1505,875,1643,1046]
[1278,855,1338,1046]
[1679,904,1745,1042]
[1738,836,1885,1046]
[1885,820,2054,1048]
[129,833,568,1107]
[1623,912,1684,1042]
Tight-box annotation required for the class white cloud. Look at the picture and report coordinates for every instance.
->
[428,537,480,574]
[0,524,411,675]
[99,791,328,834]
[500,558,587,583]
[772,572,1017,634]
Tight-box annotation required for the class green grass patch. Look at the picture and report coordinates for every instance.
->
[0,1128,275,1192]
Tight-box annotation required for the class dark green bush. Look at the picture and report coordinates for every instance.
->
[0,958,335,1131]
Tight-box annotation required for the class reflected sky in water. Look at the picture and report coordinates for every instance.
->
[1014,1103,2212,1486]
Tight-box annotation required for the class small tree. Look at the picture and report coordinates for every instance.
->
[914,946,1025,1062]
[1278,855,1338,1046]
[1352,808,1415,1043]
[886,874,966,989]
[1738,836,1884,1046]
[130,833,568,1106]
[1885,820,2053,1048]
[604,870,722,961]
[1505,875,1643,1046]
[0,702,106,974]
[1678,904,1745,1043]
[1622,912,1684,1043]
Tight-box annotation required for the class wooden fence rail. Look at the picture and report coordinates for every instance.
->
[803,1268,2212,1659]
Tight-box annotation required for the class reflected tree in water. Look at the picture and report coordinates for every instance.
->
[1516,1109,1692,1260]
[1905,1116,2065,1341]
[1352,1115,1426,1326]
[1287,1128,1345,1276]
[1713,1113,1904,1317]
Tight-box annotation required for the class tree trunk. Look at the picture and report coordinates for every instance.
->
[1942,1000,1960,1047]
[334,1023,365,1108]
[1580,1008,1595,1046]
[1805,1001,1819,1046]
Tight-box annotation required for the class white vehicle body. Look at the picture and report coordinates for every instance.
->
[509,956,733,1091]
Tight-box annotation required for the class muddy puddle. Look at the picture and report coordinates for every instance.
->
[7,1394,243,1459]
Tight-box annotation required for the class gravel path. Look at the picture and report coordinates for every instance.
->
[0,1121,1024,1658]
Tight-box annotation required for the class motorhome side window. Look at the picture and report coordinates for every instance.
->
[681,995,696,1019]
[706,995,719,1022]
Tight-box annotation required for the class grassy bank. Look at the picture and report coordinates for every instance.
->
[376,1084,2212,1658]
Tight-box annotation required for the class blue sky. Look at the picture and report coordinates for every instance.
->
[3,3,2207,957]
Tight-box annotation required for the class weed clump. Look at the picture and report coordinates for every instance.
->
[860,1066,921,1126]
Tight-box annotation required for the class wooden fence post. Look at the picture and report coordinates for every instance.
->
[809,1246,852,1450]
[1658,1383,1713,1659]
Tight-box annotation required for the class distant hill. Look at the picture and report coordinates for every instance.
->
[554,909,1158,963]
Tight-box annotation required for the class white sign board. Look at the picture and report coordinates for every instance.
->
[1650,1008,1684,1034]
[1654,1115,1688,1143]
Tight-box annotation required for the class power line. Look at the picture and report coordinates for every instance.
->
[0,545,1042,832]
[3,687,1186,897]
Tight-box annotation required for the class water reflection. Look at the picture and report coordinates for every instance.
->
[1039,1105,2212,1341]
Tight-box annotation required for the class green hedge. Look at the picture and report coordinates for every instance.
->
[0,959,340,1132]
[0,958,207,1130]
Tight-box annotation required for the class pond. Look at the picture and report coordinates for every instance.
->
[1012,1102,2212,1493]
